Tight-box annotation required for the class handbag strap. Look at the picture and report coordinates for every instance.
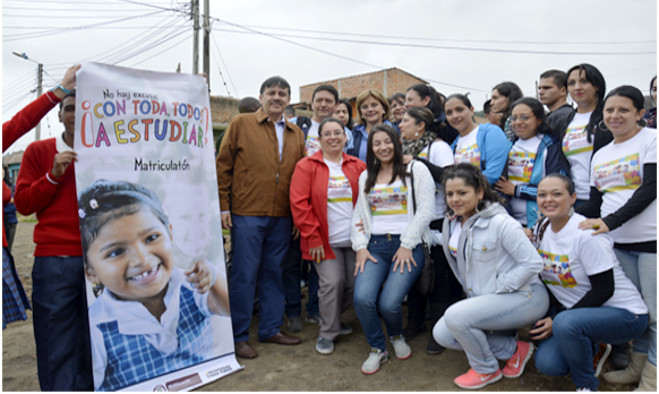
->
[409,161,417,214]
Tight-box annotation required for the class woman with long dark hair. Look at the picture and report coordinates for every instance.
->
[555,63,608,206]
[494,97,565,227]
[432,163,548,390]
[578,86,656,391]
[530,173,648,392]
[405,84,458,145]
[399,106,463,354]
[351,124,435,374]
[490,81,523,141]
[444,94,511,186]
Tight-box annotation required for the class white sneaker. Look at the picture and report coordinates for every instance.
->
[361,348,388,374]
[390,335,412,360]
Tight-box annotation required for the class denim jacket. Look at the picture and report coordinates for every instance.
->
[438,202,542,297]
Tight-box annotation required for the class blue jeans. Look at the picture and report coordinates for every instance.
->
[433,282,549,374]
[614,249,656,366]
[534,307,648,391]
[229,215,291,342]
[353,234,424,351]
[32,256,92,391]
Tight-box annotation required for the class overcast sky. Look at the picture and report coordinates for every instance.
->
[3,0,657,154]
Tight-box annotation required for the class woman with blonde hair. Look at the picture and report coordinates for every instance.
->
[347,89,393,162]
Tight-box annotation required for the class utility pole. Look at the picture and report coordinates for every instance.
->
[203,0,210,90]
[35,63,43,140]
[13,51,43,141]
[192,0,199,74]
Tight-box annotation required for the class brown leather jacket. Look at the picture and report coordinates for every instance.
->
[216,108,305,217]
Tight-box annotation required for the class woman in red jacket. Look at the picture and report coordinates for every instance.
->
[290,118,366,355]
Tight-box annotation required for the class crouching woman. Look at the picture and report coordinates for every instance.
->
[432,163,549,390]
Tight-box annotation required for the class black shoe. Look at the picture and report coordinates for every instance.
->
[403,323,427,340]
[426,337,445,355]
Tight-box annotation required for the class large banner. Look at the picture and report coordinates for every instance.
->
[74,63,241,391]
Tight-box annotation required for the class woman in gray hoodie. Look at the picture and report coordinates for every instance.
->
[431,163,549,390]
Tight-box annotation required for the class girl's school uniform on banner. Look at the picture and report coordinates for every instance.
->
[74,62,241,392]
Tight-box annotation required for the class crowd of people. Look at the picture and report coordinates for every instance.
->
[1,62,656,392]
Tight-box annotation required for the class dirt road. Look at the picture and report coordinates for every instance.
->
[2,221,633,391]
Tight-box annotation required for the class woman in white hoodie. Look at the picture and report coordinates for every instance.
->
[432,163,549,390]
[351,124,435,375]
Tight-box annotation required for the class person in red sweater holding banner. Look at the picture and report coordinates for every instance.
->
[3,65,79,333]
[13,64,93,391]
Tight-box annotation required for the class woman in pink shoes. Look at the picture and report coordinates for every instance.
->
[431,163,549,390]
[529,174,648,392]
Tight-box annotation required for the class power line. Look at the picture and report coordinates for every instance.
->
[239,23,656,47]
[212,26,656,56]
[3,9,168,41]
[209,28,237,97]
[128,34,190,68]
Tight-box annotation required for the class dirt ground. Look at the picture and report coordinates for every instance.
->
[3,221,637,391]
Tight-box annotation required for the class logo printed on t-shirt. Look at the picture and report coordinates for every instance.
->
[507,151,536,182]
[562,125,592,157]
[454,143,481,168]
[368,186,408,216]
[593,153,641,193]
[327,175,352,203]
[539,249,577,288]
[449,245,458,258]
[306,135,320,156]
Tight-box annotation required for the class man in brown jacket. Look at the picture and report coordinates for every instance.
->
[217,76,305,359]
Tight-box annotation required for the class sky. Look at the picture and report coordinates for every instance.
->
[2,0,657,154]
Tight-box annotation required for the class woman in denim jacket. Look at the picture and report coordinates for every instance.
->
[432,163,549,390]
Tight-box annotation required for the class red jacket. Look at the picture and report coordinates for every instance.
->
[14,137,81,256]
[290,151,366,260]
[3,90,62,248]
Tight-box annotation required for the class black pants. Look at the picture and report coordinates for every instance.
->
[32,256,93,391]
[406,240,463,331]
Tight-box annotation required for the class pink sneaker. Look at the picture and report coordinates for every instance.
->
[453,368,502,389]
[502,340,534,378]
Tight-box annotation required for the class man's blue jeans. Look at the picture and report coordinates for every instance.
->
[353,234,424,351]
[534,307,648,391]
[229,215,290,342]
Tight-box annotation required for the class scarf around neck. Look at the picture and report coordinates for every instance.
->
[402,130,439,157]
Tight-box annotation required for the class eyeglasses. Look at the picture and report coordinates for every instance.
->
[509,115,533,122]
[320,131,344,138]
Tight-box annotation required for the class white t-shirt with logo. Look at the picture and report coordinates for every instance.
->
[590,127,657,244]
[448,220,462,259]
[538,214,647,314]
[305,120,321,156]
[454,125,481,168]
[419,139,454,217]
[368,179,409,235]
[508,135,543,225]
[325,159,353,247]
[562,111,593,199]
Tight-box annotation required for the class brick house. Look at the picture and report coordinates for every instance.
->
[298,67,428,110]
